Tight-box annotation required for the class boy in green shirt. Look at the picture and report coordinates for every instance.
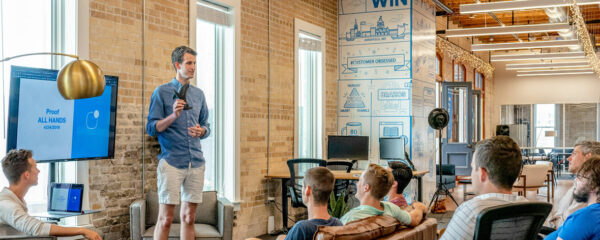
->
[341,164,427,226]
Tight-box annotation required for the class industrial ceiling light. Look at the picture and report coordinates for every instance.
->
[506,61,590,70]
[491,52,586,61]
[471,39,580,51]
[445,23,572,38]
[517,68,593,73]
[460,0,600,14]
[517,70,595,76]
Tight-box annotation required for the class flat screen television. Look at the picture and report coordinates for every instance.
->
[379,137,406,160]
[327,135,369,160]
[7,66,118,163]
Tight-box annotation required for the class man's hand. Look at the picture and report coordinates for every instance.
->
[81,229,101,240]
[188,124,205,138]
[172,99,186,118]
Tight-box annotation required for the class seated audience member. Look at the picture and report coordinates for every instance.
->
[0,149,101,240]
[340,164,427,226]
[545,156,600,240]
[441,136,526,240]
[387,161,413,208]
[547,141,600,229]
[278,167,342,240]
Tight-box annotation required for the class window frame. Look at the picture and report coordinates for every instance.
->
[435,52,443,82]
[189,0,241,205]
[453,61,466,82]
[293,18,326,159]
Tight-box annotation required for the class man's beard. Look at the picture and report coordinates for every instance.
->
[573,188,590,203]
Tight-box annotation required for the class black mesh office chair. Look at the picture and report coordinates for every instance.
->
[473,202,552,240]
[326,160,354,198]
[286,158,327,208]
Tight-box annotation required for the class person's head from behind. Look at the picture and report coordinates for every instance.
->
[568,141,600,174]
[302,167,335,206]
[171,46,197,80]
[573,156,600,203]
[387,161,412,196]
[471,136,522,194]
[1,149,39,187]
[357,164,394,201]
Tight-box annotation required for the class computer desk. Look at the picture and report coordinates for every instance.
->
[265,169,429,231]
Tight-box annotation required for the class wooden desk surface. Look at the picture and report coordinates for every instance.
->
[265,170,428,180]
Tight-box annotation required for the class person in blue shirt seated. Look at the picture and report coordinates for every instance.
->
[278,167,342,240]
[340,164,427,226]
[545,156,600,240]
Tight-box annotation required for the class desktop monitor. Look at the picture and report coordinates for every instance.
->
[327,135,369,160]
[379,137,406,160]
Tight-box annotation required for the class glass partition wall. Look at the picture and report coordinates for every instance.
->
[500,103,599,154]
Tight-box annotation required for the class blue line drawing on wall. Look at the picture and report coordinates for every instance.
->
[339,43,411,80]
[344,88,367,108]
[342,54,407,74]
[342,122,363,136]
[343,17,408,42]
[377,88,409,112]
[339,0,366,15]
[379,121,404,137]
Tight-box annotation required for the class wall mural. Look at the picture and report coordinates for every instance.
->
[338,0,437,204]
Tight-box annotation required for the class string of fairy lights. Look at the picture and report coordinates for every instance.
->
[436,36,495,79]
[570,0,600,78]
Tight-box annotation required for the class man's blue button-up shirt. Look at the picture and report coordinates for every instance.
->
[146,78,210,169]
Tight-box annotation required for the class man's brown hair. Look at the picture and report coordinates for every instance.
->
[303,167,336,205]
[473,136,522,190]
[362,163,394,199]
[577,156,600,197]
[1,149,33,185]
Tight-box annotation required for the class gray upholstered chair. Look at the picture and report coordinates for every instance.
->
[130,191,233,240]
[0,226,56,240]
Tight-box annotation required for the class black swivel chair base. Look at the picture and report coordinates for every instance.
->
[428,183,459,212]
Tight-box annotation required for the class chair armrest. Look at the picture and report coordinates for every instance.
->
[218,197,234,240]
[129,199,146,240]
[0,236,56,240]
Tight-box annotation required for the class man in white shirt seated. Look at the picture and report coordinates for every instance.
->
[0,149,101,240]
[440,136,527,240]
[546,141,600,228]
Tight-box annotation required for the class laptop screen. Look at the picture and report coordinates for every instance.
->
[48,183,83,212]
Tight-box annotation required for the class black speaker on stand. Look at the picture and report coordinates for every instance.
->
[427,108,459,212]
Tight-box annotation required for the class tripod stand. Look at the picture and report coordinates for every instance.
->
[428,129,458,211]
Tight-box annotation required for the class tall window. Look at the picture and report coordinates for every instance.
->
[195,0,235,199]
[295,19,325,158]
[475,72,484,89]
[453,63,465,82]
[534,104,556,149]
[435,53,442,81]
[0,0,78,216]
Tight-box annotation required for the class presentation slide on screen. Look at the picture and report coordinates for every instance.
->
[15,78,112,161]
[51,187,82,212]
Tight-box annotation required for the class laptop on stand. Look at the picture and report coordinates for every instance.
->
[32,183,98,220]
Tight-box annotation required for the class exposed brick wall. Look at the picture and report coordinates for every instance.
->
[87,0,188,238]
[237,0,337,238]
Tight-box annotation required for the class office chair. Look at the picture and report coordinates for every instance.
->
[286,158,327,208]
[326,160,354,198]
[473,202,552,240]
